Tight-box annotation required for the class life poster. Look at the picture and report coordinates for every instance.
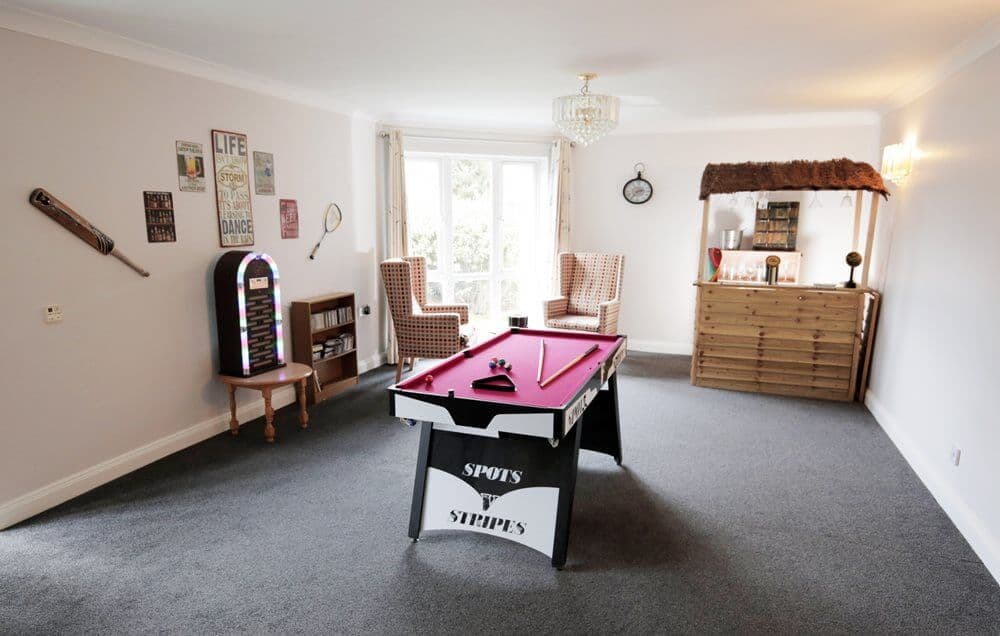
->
[212,130,254,247]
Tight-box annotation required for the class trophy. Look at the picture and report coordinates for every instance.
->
[845,252,862,288]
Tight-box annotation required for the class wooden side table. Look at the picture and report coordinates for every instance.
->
[220,362,314,443]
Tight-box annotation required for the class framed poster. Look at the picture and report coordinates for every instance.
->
[212,129,254,247]
[143,191,176,243]
[175,141,206,192]
[279,199,299,239]
[253,151,275,195]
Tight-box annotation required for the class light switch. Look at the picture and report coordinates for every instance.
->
[44,305,63,323]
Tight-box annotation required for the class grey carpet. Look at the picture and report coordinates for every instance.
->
[1,353,998,634]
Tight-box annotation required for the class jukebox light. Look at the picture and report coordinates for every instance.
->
[215,251,286,377]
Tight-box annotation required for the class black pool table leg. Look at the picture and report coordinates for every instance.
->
[579,372,624,465]
[608,372,623,466]
[550,424,582,569]
[408,421,434,541]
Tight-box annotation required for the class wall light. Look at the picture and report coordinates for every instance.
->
[881,141,915,184]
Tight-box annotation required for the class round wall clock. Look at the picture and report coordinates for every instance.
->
[623,163,653,204]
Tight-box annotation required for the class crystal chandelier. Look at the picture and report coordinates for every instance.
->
[552,73,620,146]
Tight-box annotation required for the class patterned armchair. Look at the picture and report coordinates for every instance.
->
[380,256,472,382]
[543,252,624,334]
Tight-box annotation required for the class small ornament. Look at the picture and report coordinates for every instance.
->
[845,251,862,288]
[765,255,781,285]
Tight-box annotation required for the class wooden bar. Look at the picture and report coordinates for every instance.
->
[690,161,885,403]
[692,282,878,402]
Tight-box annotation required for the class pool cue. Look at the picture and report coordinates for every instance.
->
[536,338,546,384]
[539,343,599,389]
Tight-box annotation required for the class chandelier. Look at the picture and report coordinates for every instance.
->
[552,73,620,146]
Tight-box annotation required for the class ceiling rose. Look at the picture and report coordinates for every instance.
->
[552,73,620,146]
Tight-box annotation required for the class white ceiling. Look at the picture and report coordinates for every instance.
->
[5,0,1000,132]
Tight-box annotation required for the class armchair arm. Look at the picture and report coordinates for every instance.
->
[423,303,469,324]
[597,299,621,335]
[543,297,568,320]
[397,313,462,358]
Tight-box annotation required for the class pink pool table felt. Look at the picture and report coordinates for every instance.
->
[395,329,624,408]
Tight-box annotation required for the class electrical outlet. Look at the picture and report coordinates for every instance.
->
[950,445,961,467]
[362,304,372,316]
[44,304,64,323]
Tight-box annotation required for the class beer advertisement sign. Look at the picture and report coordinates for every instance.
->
[212,130,254,247]
[175,140,206,192]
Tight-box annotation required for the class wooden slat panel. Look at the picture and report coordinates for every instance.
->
[696,377,851,401]
[700,286,860,309]
[698,324,857,344]
[701,312,857,333]
[703,300,859,321]
[697,333,855,355]
[698,345,854,368]
[697,356,852,379]
[697,367,850,390]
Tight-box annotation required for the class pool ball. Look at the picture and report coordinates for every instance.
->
[424,375,433,384]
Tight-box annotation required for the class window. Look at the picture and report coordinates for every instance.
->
[405,149,551,330]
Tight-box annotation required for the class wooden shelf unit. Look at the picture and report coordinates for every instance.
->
[290,292,359,405]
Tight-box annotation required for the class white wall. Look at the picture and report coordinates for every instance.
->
[0,29,381,526]
[866,44,1000,581]
[570,125,880,352]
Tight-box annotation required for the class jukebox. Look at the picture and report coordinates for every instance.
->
[213,251,285,377]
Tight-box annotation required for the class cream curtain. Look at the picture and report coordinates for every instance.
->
[384,128,408,364]
[549,137,572,293]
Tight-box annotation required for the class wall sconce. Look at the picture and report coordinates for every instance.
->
[881,141,914,184]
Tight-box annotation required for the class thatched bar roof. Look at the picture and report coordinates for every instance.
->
[699,158,889,200]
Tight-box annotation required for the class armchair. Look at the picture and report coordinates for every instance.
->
[380,257,472,382]
[543,252,624,334]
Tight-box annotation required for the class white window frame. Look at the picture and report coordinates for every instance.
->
[404,149,548,323]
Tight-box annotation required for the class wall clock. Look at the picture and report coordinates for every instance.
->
[623,163,653,204]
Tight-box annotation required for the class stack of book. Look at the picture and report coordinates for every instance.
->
[310,306,354,330]
[321,333,354,358]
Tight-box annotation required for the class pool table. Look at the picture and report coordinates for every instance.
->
[389,327,627,568]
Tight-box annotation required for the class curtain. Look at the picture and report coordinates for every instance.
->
[384,128,408,364]
[549,137,572,294]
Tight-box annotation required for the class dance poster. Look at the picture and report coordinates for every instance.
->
[212,129,254,247]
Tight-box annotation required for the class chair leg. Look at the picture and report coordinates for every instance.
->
[396,357,404,383]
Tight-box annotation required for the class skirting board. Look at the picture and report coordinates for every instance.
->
[627,340,693,356]
[866,390,1000,586]
[0,351,386,531]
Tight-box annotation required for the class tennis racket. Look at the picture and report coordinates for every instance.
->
[309,203,343,260]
